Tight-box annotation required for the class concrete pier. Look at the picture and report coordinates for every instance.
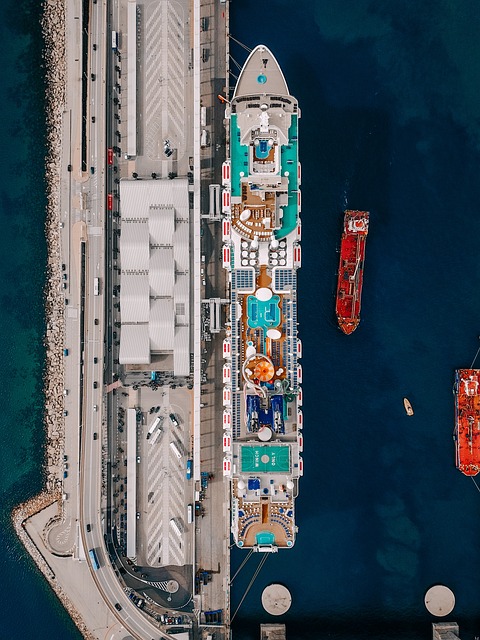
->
[260,624,286,640]
[432,622,461,640]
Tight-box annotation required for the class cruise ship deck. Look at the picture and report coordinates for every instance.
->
[222,45,302,552]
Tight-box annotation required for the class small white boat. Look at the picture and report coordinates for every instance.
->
[403,397,414,416]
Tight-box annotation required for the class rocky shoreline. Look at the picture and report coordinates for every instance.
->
[42,0,68,491]
[12,2,93,638]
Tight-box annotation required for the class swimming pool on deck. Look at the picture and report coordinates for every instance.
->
[247,295,281,330]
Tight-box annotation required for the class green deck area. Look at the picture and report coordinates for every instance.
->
[229,112,299,237]
[230,114,247,197]
[241,445,290,473]
[277,114,299,239]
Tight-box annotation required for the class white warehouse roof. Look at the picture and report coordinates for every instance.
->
[120,324,150,365]
[118,179,191,376]
[120,220,150,271]
[150,247,174,297]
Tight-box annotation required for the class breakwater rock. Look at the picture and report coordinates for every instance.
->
[12,2,95,639]
[42,0,67,489]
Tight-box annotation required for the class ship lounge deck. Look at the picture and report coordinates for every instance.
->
[234,479,295,548]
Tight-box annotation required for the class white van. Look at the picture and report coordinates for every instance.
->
[200,129,209,148]
[169,441,182,460]
[170,518,182,536]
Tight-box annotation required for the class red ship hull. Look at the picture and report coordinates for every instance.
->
[454,369,480,476]
[335,210,369,335]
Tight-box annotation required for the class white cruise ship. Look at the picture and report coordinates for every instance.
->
[221,45,303,551]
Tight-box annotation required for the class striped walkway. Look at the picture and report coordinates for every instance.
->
[145,417,186,567]
[144,0,188,161]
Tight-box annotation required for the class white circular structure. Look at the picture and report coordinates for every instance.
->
[166,580,179,593]
[246,345,256,358]
[267,329,281,340]
[240,209,252,221]
[262,584,292,616]
[258,426,272,442]
[256,287,273,302]
[424,585,455,617]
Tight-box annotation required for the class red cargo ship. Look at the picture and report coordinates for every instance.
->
[454,369,480,476]
[335,210,369,334]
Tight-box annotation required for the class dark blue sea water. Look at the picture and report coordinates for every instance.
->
[0,1,82,638]
[229,1,480,639]
[1,1,480,639]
